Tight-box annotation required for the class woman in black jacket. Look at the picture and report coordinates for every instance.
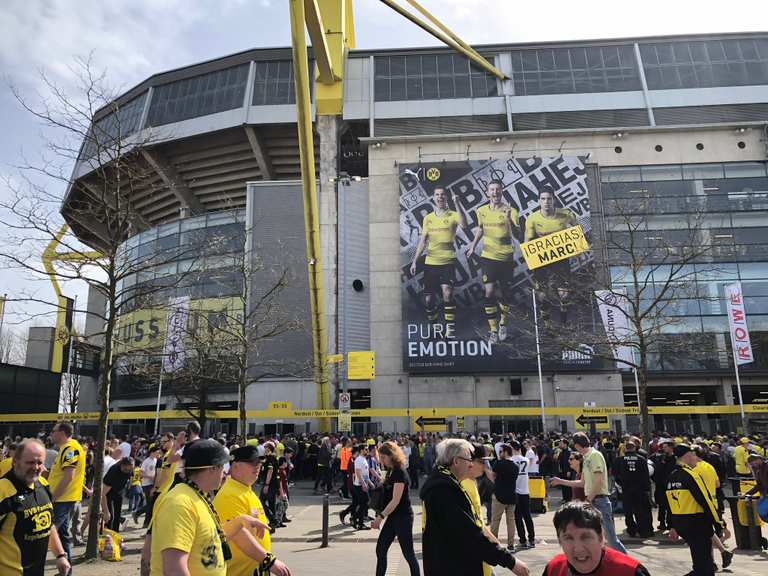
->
[372,441,420,576]
[420,438,529,576]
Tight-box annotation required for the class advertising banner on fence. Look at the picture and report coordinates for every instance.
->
[400,156,611,373]
[725,282,754,365]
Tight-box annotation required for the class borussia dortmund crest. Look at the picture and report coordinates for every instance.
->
[426,167,441,181]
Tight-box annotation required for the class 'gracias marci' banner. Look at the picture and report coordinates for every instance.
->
[400,156,612,373]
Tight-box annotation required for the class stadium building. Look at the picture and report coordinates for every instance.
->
[56,31,768,435]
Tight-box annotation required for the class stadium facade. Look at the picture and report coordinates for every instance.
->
[61,32,768,435]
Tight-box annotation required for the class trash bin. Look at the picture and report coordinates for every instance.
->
[529,476,547,513]
[726,494,763,551]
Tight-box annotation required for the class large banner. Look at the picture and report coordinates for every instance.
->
[400,156,611,373]
[725,282,754,365]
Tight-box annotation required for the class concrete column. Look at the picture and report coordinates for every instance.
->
[318,114,340,404]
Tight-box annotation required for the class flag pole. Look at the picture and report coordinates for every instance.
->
[154,370,164,436]
[531,288,546,433]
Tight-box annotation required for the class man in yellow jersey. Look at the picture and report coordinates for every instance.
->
[666,444,729,576]
[47,421,85,563]
[524,187,577,326]
[214,446,291,576]
[466,179,521,344]
[692,445,734,569]
[0,438,70,576]
[410,187,467,334]
[734,437,752,478]
[144,432,178,529]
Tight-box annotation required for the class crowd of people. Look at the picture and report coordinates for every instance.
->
[0,422,767,575]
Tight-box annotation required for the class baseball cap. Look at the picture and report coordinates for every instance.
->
[231,445,265,463]
[183,439,230,469]
[740,437,750,444]
[471,443,491,461]
[673,444,693,459]
[659,438,674,445]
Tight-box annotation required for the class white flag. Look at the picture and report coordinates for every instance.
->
[725,282,753,366]
[595,289,635,367]
[162,296,190,373]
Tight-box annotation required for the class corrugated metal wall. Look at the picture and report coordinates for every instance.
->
[375,114,507,136]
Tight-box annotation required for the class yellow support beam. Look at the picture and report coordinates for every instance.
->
[378,0,506,80]
[290,0,331,429]
[406,0,485,63]
[304,0,336,84]
[312,0,354,115]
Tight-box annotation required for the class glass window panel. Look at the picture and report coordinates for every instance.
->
[522,51,539,72]
[438,75,454,98]
[586,47,604,68]
[452,54,469,74]
[694,65,714,87]
[657,43,675,64]
[390,76,406,100]
[673,42,692,63]
[706,41,726,62]
[739,262,768,279]
[643,67,662,89]
[689,42,708,63]
[603,46,620,67]
[554,49,571,69]
[723,39,742,60]
[386,56,403,77]
[471,77,488,98]
[538,49,555,70]
[601,166,642,182]
[639,45,658,65]
[724,163,767,178]
[757,38,768,59]
[570,47,587,68]
[683,163,725,179]
[454,75,470,98]
[374,57,389,76]
[406,77,423,99]
[422,55,437,75]
[406,55,421,76]
[485,77,498,97]
[641,165,683,181]
[659,67,682,89]
[740,39,759,60]
[746,62,768,84]
[422,78,439,99]
[374,78,390,101]
[437,54,453,75]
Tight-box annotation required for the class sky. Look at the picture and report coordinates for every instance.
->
[0,0,766,334]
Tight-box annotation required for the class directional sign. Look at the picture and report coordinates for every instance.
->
[348,351,375,380]
[339,392,351,412]
[414,416,447,432]
[575,414,610,430]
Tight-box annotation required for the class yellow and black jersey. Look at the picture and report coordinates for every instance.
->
[666,463,723,532]
[47,439,85,503]
[423,211,461,266]
[477,204,520,262]
[0,472,54,576]
[156,449,177,495]
[524,208,576,242]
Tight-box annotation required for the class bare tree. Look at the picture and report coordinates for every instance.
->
[60,372,81,414]
[0,57,201,559]
[0,327,27,365]
[539,195,723,443]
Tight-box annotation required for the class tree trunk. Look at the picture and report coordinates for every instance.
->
[85,289,116,559]
[637,359,650,447]
[239,366,247,438]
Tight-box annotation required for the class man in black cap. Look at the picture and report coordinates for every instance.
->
[148,439,239,576]
[666,443,729,576]
[214,446,291,576]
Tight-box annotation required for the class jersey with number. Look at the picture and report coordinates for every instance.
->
[423,211,461,265]
[511,454,530,495]
[524,208,576,241]
[0,473,54,576]
[47,439,85,503]
[477,204,519,261]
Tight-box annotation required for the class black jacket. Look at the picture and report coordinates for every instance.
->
[614,452,651,493]
[420,466,516,576]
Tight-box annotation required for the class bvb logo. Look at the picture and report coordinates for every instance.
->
[426,167,441,182]
[33,510,52,532]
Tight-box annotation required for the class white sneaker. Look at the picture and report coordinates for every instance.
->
[488,331,499,344]
[498,324,508,341]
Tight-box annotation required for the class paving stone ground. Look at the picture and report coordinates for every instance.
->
[55,480,768,575]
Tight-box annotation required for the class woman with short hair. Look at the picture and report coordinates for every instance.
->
[372,441,420,576]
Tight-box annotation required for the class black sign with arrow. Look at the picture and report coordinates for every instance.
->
[416,416,446,428]
[576,414,608,427]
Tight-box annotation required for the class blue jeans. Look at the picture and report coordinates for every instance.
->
[591,495,627,554]
[53,501,76,562]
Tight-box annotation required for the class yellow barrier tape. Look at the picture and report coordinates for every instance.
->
[0,404,762,423]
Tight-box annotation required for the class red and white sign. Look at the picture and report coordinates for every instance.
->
[725,282,753,366]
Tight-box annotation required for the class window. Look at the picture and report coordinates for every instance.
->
[147,64,250,127]
[511,45,641,95]
[81,92,148,159]
[374,53,498,101]
[252,60,301,105]
[639,38,768,89]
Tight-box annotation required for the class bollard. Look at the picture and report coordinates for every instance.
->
[321,492,329,548]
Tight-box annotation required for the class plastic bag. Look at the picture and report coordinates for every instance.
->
[98,528,123,562]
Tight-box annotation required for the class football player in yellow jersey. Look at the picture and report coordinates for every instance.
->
[410,187,468,333]
[524,187,577,325]
[466,180,521,344]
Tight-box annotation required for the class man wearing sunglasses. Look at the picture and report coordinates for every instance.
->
[214,446,291,576]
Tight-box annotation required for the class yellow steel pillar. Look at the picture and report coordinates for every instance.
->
[290,0,330,429]
[312,0,355,114]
